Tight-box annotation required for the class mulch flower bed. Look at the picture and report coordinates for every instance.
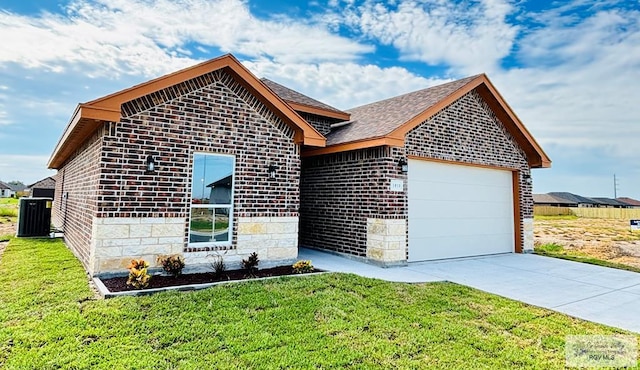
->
[100,266,323,293]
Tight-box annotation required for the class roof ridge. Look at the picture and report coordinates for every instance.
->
[346,74,483,111]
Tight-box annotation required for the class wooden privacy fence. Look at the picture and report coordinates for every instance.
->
[533,206,574,216]
[534,206,640,219]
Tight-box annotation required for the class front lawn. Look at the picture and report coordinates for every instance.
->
[1,238,638,369]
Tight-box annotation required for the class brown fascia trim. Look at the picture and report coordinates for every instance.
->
[309,74,552,167]
[286,101,351,121]
[48,54,326,169]
[301,136,404,157]
[473,78,551,168]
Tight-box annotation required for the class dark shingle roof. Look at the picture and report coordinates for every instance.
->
[261,79,347,116]
[533,193,576,205]
[0,181,11,190]
[28,176,56,189]
[589,197,628,207]
[616,197,640,207]
[548,192,598,205]
[326,75,480,146]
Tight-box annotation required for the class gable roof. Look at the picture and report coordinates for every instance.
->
[304,74,551,168]
[261,79,350,121]
[329,75,479,146]
[617,197,640,207]
[0,181,11,190]
[48,54,326,169]
[533,193,576,205]
[548,192,597,205]
[28,176,56,189]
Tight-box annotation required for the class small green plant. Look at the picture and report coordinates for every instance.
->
[126,259,151,289]
[292,260,314,274]
[157,254,185,277]
[242,252,259,277]
[208,250,227,279]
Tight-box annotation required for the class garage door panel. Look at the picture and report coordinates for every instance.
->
[409,217,513,238]
[409,234,514,261]
[408,159,515,262]
[409,161,511,186]
[409,199,513,220]
[409,181,511,202]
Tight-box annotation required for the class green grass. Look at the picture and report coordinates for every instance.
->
[535,243,640,274]
[0,198,18,205]
[0,198,18,219]
[1,239,639,369]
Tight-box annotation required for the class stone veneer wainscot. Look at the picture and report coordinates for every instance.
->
[90,216,299,275]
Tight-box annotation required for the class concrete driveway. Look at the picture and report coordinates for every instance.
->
[299,248,640,333]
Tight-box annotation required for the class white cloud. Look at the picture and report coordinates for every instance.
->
[0,109,9,126]
[0,0,372,78]
[324,0,519,74]
[492,7,640,158]
[0,155,56,184]
[244,58,445,109]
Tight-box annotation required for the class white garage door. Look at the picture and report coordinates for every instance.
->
[408,159,515,262]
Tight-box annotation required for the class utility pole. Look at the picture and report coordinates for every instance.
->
[614,174,619,198]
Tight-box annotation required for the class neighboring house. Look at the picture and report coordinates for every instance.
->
[535,193,637,209]
[48,54,550,276]
[27,176,56,199]
[533,193,577,207]
[617,197,640,209]
[589,197,629,208]
[547,192,598,208]
[0,181,15,198]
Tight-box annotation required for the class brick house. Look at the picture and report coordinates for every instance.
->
[49,54,550,276]
[27,176,56,199]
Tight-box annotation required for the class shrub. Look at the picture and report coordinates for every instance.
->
[292,260,314,274]
[241,252,259,277]
[157,254,185,277]
[126,259,151,289]
[208,250,227,279]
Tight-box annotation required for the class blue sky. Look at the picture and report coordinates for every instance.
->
[0,0,638,199]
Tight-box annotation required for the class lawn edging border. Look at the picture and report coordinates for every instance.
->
[93,271,331,298]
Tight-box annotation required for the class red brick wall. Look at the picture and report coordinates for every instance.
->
[53,127,105,267]
[299,113,342,136]
[98,69,300,253]
[300,147,406,256]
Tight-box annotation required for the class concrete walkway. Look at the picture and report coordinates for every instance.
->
[298,248,640,333]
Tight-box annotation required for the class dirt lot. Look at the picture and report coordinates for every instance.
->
[535,217,640,268]
[0,221,13,262]
[0,218,15,236]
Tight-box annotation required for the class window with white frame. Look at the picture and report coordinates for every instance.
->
[189,153,234,245]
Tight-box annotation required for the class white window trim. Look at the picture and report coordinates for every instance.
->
[188,152,235,248]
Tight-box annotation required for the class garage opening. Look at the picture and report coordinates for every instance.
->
[407,159,515,262]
